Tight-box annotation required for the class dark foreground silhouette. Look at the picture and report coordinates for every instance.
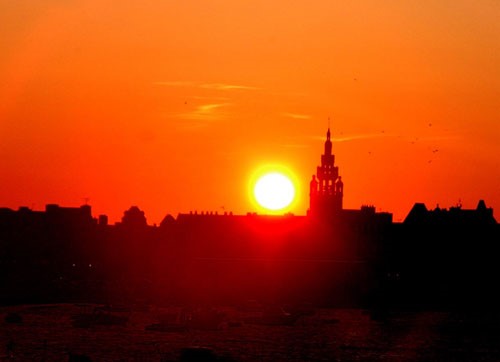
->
[0,129,499,308]
[1,129,499,361]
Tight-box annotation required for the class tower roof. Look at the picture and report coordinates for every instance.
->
[324,128,332,155]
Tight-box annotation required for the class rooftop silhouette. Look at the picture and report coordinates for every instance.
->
[0,128,498,308]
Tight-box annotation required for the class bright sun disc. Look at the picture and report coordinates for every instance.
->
[253,172,295,211]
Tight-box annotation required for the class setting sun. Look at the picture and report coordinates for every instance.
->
[253,172,295,212]
[0,1,498,222]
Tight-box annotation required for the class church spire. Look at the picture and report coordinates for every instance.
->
[324,127,332,155]
[309,127,343,216]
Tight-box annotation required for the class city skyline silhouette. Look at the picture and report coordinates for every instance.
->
[2,2,500,360]
[3,126,496,224]
[2,125,498,225]
[1,128,497,309]
[2,2,499,225]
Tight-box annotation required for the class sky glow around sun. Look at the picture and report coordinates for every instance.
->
[0,1,499,222]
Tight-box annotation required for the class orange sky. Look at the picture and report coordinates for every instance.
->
[1,1,499,223]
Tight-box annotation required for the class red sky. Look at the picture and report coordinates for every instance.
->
[1,1,499,223]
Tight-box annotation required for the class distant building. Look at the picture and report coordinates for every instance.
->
[308,128,343,217]
[0,127,498,307]
[121,206,148,228]
[0,204,95,228]
[404,199,497,226]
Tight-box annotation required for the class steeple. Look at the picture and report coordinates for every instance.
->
[324,128,332,155]
[309,127,343,216]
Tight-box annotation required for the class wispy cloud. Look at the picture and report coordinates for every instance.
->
[200,83,260,91]
[331,133,392,142]
[314,132,462,143]
[282,113,311,120]
[178,103,231,121]
[311,133,392,142]
[192,95,231,101]
[197,103,229,113]
[153,81,196,87]
[154,81,260,91]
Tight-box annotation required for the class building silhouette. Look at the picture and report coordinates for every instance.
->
[404,199,496,226]
[0,128,498,307]
[309,128,343,216]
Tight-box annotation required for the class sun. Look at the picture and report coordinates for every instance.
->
[253,172,296,211]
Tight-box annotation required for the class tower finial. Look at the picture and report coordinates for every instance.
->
[327,116,332,140]
[326,118,331,141]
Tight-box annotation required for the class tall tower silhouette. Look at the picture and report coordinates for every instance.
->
[309,128,343,216]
